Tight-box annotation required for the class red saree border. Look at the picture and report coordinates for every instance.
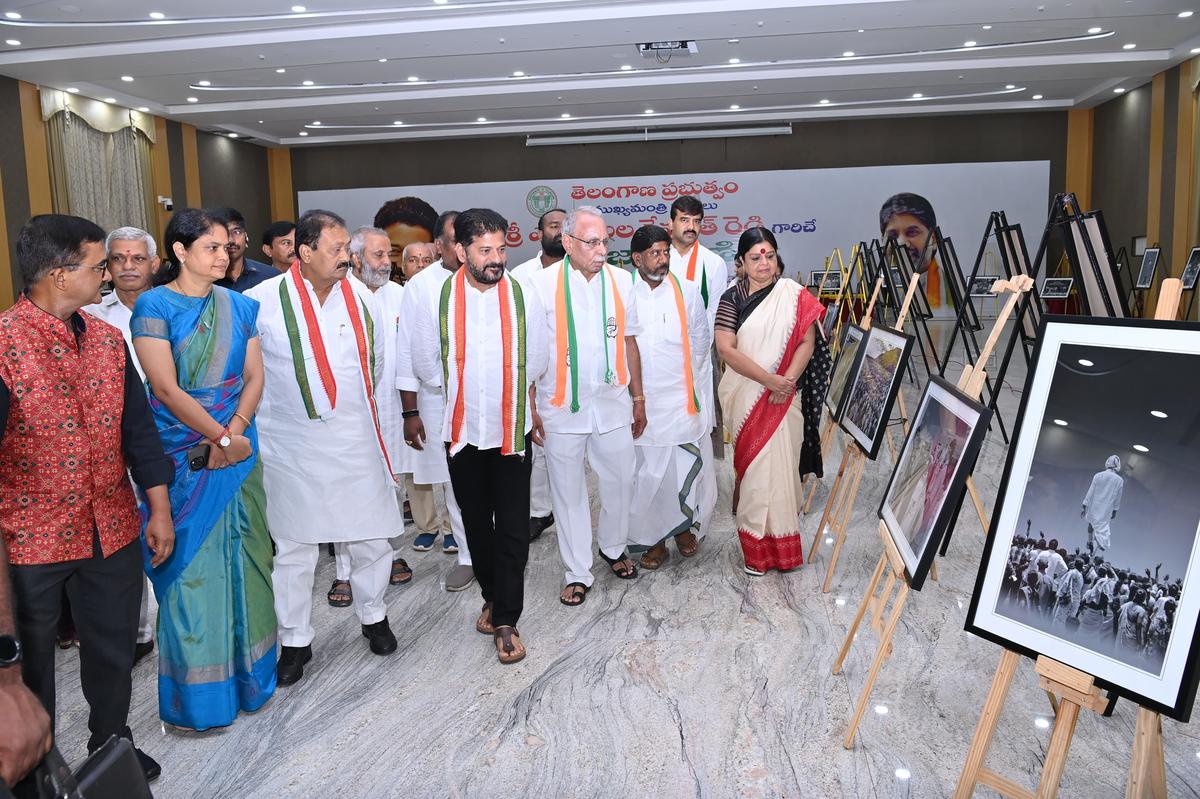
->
[738,529,804,571]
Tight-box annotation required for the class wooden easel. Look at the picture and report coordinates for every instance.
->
[953,279,1182,799]
[809,273,921,591]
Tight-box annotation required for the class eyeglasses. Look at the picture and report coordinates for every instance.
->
[56,263,109,275]
[566,233,610,250]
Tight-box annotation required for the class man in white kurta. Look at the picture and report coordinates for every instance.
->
[396,210,474,591]
[1082,454,1124,552]
[326,226,412,605]
[626,226,715,569]
[246,212,403,685]
[529,207,647,606]
[510,208,566,542]
[667,195,727,540]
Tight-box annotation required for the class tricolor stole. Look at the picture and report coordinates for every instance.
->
[438,268,527,456]
[551,256,628,413]
[685,243,709,307]
[278,263,392,472]
[631,268,700,416]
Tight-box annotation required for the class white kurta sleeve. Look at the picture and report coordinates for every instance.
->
[688,283,712,363]
[523,284,549,384]
[410,289,441,387]
[622,272,643,338]
[396,280,421,393]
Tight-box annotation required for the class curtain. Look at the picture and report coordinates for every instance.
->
[46,110,154,234]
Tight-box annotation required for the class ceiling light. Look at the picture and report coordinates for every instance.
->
[434,0,449,4]
[644,108,654,114]
[1180,10,1194,18]
[1133,444,1150,453]
[407,76,419,82]
[1032,94,1044,99]
[730,104,740,109]
[728,38,740,43]
[982,24,993,30]
[291,5,306,11]
[228,132,238,138]
[729,58,740,63]
[857,29,865,33]
[148,11,165,19]
[1077,358,1094,367]
[620,64,632,71]
[1123,43,1137,50]
[528,124,794,146]
[1151,410,1168,418]
[1053,419,1068,427]
[895,769,912,780]
[298,131,308,136]
[912,92,923,98]
[258,120,264,123]
[1006,84,1016,89]
[137,106,149,112]
[301,80,314,86]
[393,120,403,125]
[819,98,831,104]
[1193,47,1200,53]
[560,113,570,118]
[197,80,210,86]
[120,75,134,82]
[477,116,487,122]
[512,70,524,76]
[103,97,116,103]
[1035,717,1051,729]
[312,120,321,125]
[4,11,20,18]
[67,87,79,93]
[186,96,199,102]
[378,58,388,62]
[1114,87,1126,93]
[276,68,286,73]
[5,39,19,46]
[1088,26,1102,34]
[842,51,855,57]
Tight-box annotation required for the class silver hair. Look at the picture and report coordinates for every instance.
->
[348,225,389,260]
[105,226,157,258]
[563,206,605,237]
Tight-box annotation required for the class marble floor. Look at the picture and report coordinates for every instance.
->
[48,320,1200,798]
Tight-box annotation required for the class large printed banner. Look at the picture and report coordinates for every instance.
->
[299,161,1050,278]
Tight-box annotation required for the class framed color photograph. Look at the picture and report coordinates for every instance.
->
[1182,247,1200,291]
[1040,278,1074,300]
[839,324,915,460]
[969,275,1000,297]
[825,324,867,420]
[1135,248,1161,290]
[966,317,1200,721]
[881,377,992,591]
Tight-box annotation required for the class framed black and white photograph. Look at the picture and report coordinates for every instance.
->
[969,275,1000,297]
[1067,212,1129,318]
[809,270,842,293]
[966,317,1200,720]
[1040,277,1074,300]
[1136,247,1161,290]
[825,324,867,420]
[1182,247,1200,291]
[839,324,915,459]
[881,377,992,591]
[821,297,842,340]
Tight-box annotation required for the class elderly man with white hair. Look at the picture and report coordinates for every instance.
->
[325,226,413,609]
[527,206,647,607]
[400,241,435,285]
[82,225,162,663]
[1082,454,1125,553]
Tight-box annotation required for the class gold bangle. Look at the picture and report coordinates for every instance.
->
[631,396,646,403]
[232,412,252,427]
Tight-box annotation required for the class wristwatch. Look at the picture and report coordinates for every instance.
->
[215,427,232,448]
[0,634,21,667]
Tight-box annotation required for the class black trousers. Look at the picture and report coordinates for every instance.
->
[9,536,141,753]
[446,441,532,628]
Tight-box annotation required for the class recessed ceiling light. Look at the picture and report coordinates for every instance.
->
[120,75,134,82]
[186,96,198,102]
[4,11,20,18]
[197,80,210,86]
[842,51,855,57]
[1088,26,1102,33]
[729,57,740,63]
[912,92,923,98]
[1180,10,1194,18]
[728,38,740,43]
[136,106,149,112]
[1193,47,1200,54]
[66,87,79,93]
[291,5,306,12]
[560,113,570,118]
[1114,87,1126,93]
[1077,358,1094,367]
[1151,410,1168,418]
[228,132,238,138]
[1123,43,1137,50]
[1053,419,1068,427]
[298,131,308,136]
[1032,94,1044,99]
[148,11,164,19]
[434,0,449,4]
[1133,444,1150,453]
[857,29,865,33]
[819,98,831,104]
[378,58,388,62]
[512,70,524,76]
[103,97,116,103]
[964,40,978,47]
[312,120,321,125]
[895,769,912,780]
[5,39,20,46]
[1006,84,1016,89]
[258,120,264,123]
[393,120,403,125]
[729,104,740,109]
[477,116,487,122]
[276,68,286,73]
[407,76,419,82]
[644,108,654,114]
[301,80,314,86]
[620,64,632,71]
[1035,717,1051,729]
[982,24,993,30]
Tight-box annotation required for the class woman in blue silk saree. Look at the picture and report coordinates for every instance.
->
[131,208,276,730]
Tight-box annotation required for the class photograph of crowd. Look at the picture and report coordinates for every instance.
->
[841,325,913,459]
[968,275,999,297]
[825,324,865,419]
[1040,277,1074,300]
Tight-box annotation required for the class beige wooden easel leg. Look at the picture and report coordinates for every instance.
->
[804,414,839,514]
[929,558,940,583]
[810,445,851,555]
[1125,707,1168,799]
[843,582,909,749]
[967,476,990,531]
[832,555,887,676]
[822,450,866,593]
[871,569,896,632]
[1035,698,1082,799]
[953,649,1022,799]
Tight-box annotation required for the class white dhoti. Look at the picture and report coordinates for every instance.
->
[544,426,634,587]
[1089,518,1112,550]
[628,439,714,549]
[529,441,554,518]
[276,536,392,646]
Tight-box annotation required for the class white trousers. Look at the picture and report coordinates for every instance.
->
[529,441,553,518]
[544,426,634,587]
[335,480,423,579]
[275,535,391,647]
[137,577,155,644]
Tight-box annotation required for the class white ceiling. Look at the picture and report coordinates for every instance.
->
[0,0,1196,146]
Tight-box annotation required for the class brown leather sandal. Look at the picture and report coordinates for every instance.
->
[493,626,526,664]
[476,602,494,635]
[675,531,700,557]
[639,543,669,570]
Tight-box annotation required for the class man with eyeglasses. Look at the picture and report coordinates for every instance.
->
[527,206,646,607]
[213,207,274,293]
[81,226,162,666]
[0,214,175,786]
[399,242,435,285]
[510,208,566,543]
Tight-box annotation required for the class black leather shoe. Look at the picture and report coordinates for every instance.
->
[276,644,312,686]
[133,640,154,666]
[362,619,398,655]
[134,747,161,782]
[529,513,554,542]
